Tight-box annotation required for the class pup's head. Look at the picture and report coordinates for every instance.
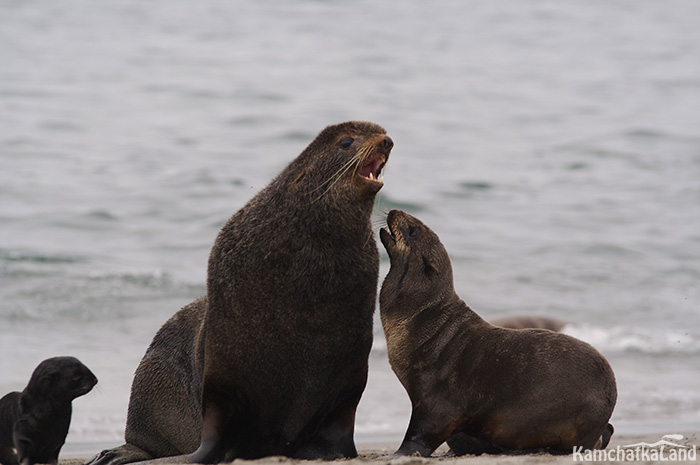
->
[380,210,454,311]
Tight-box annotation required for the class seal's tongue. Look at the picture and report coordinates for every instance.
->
[358,153,386,182]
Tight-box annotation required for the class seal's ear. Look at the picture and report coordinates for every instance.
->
[423,256,439,277]
[19,393,31,414]
[40,374,53,391]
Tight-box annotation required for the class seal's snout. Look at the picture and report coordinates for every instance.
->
[70,365,98,398]
[383,136,394,150]
[83,370,98,392]
[379,226,394,252]
[381,210,404,251]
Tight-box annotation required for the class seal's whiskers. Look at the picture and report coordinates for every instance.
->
[310,146,372,201]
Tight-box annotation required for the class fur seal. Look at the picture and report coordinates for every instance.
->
[89,297,208,465]
[491,315,566,332]
[0,357,97,465]
[379,210,617,456]
[86,121,393,465]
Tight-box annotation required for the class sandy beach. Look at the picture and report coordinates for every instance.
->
[58,432,699,465]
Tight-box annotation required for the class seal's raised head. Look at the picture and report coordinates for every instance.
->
[24,356,97,403]
[380,210,454,309]
[284,121,392,201]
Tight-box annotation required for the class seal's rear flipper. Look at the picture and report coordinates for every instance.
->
[84,444,153,465]
[446,432,502,456]
[600,423,614,449]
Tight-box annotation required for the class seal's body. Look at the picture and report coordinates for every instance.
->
[379,210,616,457]
[193,121,392,463]
[87,122,393,465]
[85,298,206,465]
[491,315,566,332]
[0,357,97,465]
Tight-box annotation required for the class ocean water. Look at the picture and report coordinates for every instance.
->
[1,0,699,454]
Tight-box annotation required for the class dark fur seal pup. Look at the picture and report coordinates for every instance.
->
[379,210,616,457]
[491,315,566,331]
[86,121,393,465]
[0,357,97,465]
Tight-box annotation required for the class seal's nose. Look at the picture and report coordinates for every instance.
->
[383,136,394,150]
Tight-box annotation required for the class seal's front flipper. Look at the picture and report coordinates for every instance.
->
[293,394,361,460]
[599,423,614,449]
[189,435,223,464]
[189,420,226,464]
[390,411,451,457]
[189,400,230,464]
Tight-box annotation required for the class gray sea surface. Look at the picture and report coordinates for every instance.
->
[1,0,699,455]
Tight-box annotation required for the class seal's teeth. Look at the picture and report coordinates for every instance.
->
[369,172,374,180]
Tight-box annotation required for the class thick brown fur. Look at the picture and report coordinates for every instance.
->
[491,315,567,332]
[86,122,393,465]
[85,298,206,465]
[0,357,97,465]
[379,210,617,457]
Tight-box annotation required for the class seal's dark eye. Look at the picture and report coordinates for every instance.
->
[339,138,353,149]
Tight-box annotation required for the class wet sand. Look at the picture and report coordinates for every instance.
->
[60,431,699,465]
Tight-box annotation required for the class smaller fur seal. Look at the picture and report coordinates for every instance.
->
[0,357,97,465]
[491,315,566,332]
[379,210,617,457]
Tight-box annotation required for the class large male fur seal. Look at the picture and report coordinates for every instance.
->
[87,122,393,465]
[0,357,97,465]
[379,210,616,456]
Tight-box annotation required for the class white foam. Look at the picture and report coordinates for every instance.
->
[67,412,125,444]
[562,323,700,355]
[372,323,700,355]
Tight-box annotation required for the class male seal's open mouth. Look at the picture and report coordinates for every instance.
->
[358,152,387,183]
